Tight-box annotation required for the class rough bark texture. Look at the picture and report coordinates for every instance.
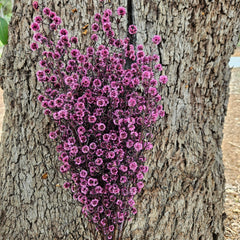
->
[0,0,239,239]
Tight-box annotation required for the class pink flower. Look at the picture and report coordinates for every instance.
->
[126,139,134,148]
[94,13,101,22]
[104,9,112,17]
[159,75,168,84]
[59,28,68,36]
[82,145,89,153]
[119,131,127,139]
[92,23,99,31]
[137,172,144,179]
[159,110,165,117]
[30,42,39,51]
[103,23,111,32]
[152,35,161,45]
[130,187,137,195]
[120,176,127,183]
[148,87,158,96]
[91,199,99,207]
[88,115,97,123]
[117,7,126,16]
[145,142,153,150]
[142,71,151,79]
[34,16,42,23]
[119,165,128,172]
[81,76,90,87]
[70,36,78,44]
[43,7,51,16]
[32,1,38,10]
[134,142,143,152]
[98,123,106,131]
[141,165,149,173]
[91,34,98,41]
[31,22,40,32]
[129,161,138,171]
[33,5,168,233]
[53,16,62,25]
[71,49,80,57]
[109,225,114,232]
[128,198,135,207]
[80,170,88,178]
[63,182,71,189]
[128,97,136,107]
[137,181,144,189]
[155,63,162,71]
[110,167,118,175]
[95,158,103,166]
[128,25,137,34]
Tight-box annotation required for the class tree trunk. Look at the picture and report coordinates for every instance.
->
[0,0,239,239]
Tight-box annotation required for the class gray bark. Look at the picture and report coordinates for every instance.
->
[0,0,239,239]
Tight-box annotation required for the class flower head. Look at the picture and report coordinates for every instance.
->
[152,35,161,45]
[30,42,39,51]
[117,7,126,16]
[31,22,40,32]
[32,1,39,10]
[128,25,137,35]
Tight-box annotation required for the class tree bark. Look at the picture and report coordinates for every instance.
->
[0,0,239,239]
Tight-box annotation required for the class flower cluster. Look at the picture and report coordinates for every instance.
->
[31,2,167,239]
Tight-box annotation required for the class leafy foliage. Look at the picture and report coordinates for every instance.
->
[0,17,8,45]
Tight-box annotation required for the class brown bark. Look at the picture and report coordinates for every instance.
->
[0,0,239,239]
